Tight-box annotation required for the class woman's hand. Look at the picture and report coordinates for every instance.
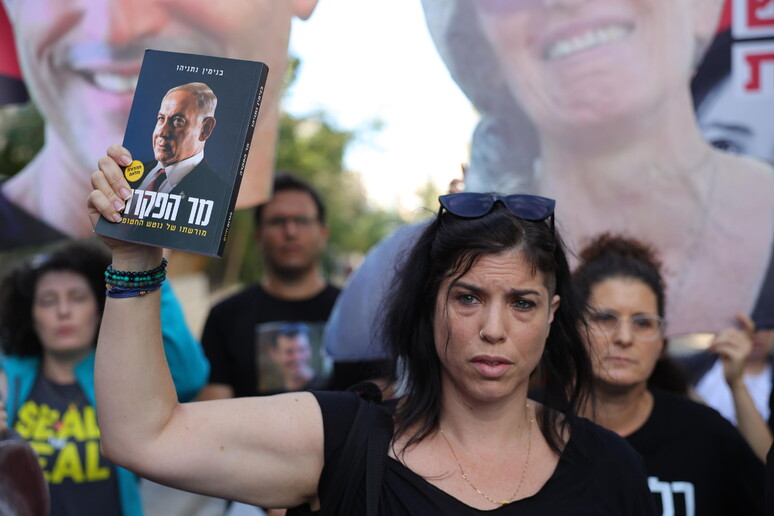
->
[709,313,772,461]
[87,145,162,270]
[709,313,755,388]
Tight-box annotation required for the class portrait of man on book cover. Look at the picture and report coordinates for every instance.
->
[94,50,268,257]
[130,81,226,203]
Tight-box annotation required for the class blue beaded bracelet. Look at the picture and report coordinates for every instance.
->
[105,258,168,289]
[105,283,163,299]
[104,258,167,298]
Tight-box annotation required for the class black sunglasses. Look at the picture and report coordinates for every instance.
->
[438,193,555,228]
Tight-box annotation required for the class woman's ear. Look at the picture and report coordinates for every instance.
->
[548,294,560,325]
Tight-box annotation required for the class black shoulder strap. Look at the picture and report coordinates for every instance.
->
[365,402,392,516]
[325,399,370,514]
[322,385,392,516]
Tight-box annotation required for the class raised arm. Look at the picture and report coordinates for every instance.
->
[710,314,773,462]
[88,146,324,507]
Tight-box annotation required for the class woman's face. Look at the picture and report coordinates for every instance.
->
[472,0,716,135]
[433,250,560,405]
[585,277,664,390]
[33,270,100,357]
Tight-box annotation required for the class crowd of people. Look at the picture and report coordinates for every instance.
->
[2,0,774,515]
[55,157,768,516]
[2,161,774,516]
[3,179,772,513]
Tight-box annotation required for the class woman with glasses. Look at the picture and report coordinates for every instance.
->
[573,233,765,516]
[87,146,655,515]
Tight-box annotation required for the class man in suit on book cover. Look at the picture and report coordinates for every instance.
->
[133,82,225,203]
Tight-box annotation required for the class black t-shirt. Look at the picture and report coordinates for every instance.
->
[767,444,774,516]
[626,389,765,516]
[13,374,122,516]
[292,391,656,515]
[201,283,340,398]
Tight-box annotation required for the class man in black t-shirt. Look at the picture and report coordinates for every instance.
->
[199,173,339,400]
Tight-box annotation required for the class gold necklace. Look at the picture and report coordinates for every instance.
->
[439,402,533,507]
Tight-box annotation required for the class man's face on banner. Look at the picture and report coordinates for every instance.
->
[271,334,313,378]
[3,0,315,172]
[471,0,723,134]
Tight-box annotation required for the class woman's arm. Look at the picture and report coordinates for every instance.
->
[710,314,773,462]
[89,146,324,507]
[159,282,210,402]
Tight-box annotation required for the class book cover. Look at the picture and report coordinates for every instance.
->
[95,49,269,257]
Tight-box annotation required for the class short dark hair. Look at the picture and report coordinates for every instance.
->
[253,172,327,227]
[573,233,666,318]
[0,240,111,357]
[382,201,594,455]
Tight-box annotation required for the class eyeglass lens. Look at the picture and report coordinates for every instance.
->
[589,310,664,340]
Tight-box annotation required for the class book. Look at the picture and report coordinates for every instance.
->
[95,49,269,257]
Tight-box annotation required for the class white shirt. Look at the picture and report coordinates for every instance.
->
[137,151,205,194]
[695,359,771,424]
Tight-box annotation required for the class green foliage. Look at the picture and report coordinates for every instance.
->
[229,109,405,286]
[219,56,406,287]
[0,103,44,179]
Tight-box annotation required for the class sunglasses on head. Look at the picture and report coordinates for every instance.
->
[438,193,556,228]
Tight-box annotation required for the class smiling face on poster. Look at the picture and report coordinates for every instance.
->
[421,0,774,337]
[0,0,317,248]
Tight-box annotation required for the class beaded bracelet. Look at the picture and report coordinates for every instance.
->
[105,284,163,299]
[105,258,168,298]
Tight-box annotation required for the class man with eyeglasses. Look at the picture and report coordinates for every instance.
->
[198,172,339,401]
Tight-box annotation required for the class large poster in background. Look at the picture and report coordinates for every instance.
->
[1,0,772,340]
[421,0,774,337]
[0,0,318,252]
[324,0,774,365]
[0,6,27,105]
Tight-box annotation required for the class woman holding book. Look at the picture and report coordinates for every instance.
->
[88,147,655,514]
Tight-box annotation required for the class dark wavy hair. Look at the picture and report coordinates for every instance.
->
[574,233,666,319]
[382,202,594,455]
[0,240,111,357]
[573,233,689,396]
